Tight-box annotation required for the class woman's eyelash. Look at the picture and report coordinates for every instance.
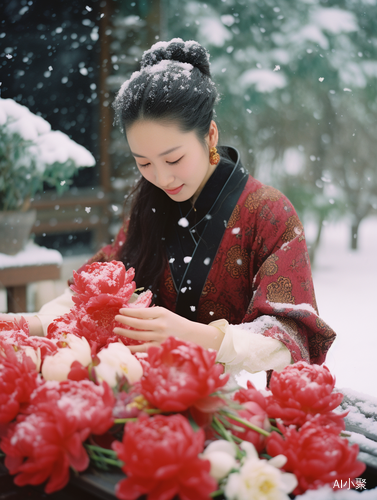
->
[138,156,183,167]
[167,156,183,165]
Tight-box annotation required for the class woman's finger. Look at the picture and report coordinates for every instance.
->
[128,342,159,353]
[119,307,162,319]
[115,314,163,332]
[113,327,159,342]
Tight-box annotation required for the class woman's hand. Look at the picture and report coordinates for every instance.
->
[114,306,224,353]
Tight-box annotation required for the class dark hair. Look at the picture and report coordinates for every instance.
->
[113,38,219,298]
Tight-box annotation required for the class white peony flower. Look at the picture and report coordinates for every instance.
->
[94,342,143,387]
[42,348,79,382]
[64,334,91,367]
[201,440,238,480]
[224,451,297,500]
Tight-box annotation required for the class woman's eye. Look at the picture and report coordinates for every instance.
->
[138,162,150,168]
[167,156,183,165]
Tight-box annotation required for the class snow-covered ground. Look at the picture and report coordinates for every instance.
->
[239,215,377,399]
[312,216,377,399]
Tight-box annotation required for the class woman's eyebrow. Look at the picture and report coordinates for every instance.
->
[131,146,182,158]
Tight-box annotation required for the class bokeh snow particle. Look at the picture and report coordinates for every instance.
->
[178,217,189,227]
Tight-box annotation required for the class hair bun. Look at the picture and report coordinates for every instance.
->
[141,38,211,77]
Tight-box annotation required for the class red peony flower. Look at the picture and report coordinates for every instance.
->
[0,317,57,362]
[233,380,267,409]
[1,379,115,493]
[0,347,39,425]
[266,423,366,494]
[266,361,343,426]
[112,414,217,500]
[140,337,229,413]
[28,379,115,436]
[71,261,135,307]
[0,316,29,335]
[226,381,270,452]
[47,311,78,340]
[48,261,153,351]
[2,413,90,493]
[302,412,346,435]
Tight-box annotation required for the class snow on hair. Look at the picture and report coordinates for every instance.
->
[112,38,218,133]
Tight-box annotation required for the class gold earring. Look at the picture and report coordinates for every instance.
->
[209,147,220,166]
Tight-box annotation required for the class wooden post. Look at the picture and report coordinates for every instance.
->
[97,0,114,248]
[99,0,113,194]
[7,286,27,313]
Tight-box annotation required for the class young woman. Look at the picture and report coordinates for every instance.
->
[27,39,336,376]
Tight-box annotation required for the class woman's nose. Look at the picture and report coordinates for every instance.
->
[154,165,174,188]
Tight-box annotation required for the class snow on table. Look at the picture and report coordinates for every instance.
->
[0,241,62,269]
[295,485,377,499]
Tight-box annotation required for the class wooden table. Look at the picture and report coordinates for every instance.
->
[0,242,62,313]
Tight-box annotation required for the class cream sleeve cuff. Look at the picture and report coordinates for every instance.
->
[34,287,75,336]
[211,317,292,376]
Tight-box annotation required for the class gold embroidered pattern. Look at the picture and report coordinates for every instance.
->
[244,186,282,213]
[310,317,337,358]
[267,276,295,304]
[227,204,241,229]
[224,245,250,279]
[165,275,175,294]
[202,280,217,297]
[282,215,304,243]
[198,300,230,323]
[259,254,279,280]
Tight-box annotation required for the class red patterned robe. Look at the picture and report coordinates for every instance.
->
[80,175,336,366]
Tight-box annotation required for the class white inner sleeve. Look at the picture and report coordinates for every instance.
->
[35,287,75,336]
[212,318,292,376]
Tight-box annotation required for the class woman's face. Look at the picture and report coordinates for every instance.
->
[126,119,218,203]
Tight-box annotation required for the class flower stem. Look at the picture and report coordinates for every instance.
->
[89,454,123,468]
[220,410,271,437]
[210,490,224,498]
[269,424,281,433]
[85,444,124,470]
[114,418,138,424]
[212,417,243,460]
[213,416,234,443]
[85,445,118,457]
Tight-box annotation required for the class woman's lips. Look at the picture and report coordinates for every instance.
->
[164,185,184,195]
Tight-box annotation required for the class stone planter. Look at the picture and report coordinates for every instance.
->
[0,209,37,255]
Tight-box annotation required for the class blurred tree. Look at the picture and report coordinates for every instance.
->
[156,0,377,252]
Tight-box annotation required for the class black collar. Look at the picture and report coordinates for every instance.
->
[165,147,248,320]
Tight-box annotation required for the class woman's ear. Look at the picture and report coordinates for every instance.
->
[207,120,219,148]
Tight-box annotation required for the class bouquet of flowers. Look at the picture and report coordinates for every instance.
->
[0,261,366,499]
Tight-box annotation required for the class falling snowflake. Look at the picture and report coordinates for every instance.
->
[178,217,189,227]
